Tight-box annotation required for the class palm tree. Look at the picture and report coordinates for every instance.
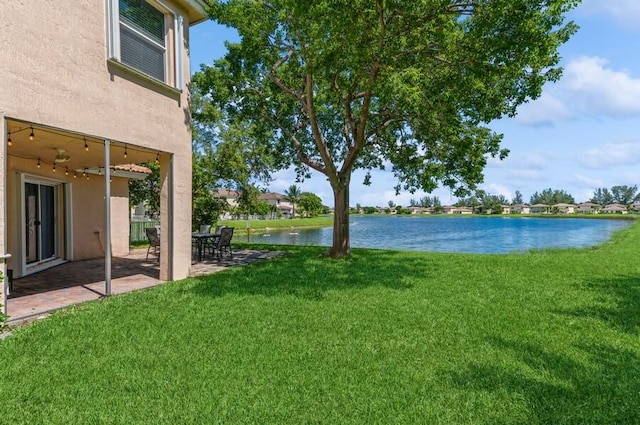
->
[284,184,302,219]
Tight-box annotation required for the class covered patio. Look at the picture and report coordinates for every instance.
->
[6,247,282,324]
[1,117,185,322]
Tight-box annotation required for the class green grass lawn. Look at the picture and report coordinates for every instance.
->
[1,223,639,424]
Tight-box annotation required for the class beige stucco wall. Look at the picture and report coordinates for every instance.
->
[0,0,195,280]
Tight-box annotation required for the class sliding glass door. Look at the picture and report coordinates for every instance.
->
[25,182,57,264]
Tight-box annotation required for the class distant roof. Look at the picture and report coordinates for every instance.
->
[212,189,239,198]
[578,202,600,207]
[259,192,286,201]
[114,163,151,174]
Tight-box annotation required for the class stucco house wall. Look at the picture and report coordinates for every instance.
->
[1,0,206,296]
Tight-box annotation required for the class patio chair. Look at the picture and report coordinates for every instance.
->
[145,227,160,261]
[213,226,234,260]
[192,224,212,258]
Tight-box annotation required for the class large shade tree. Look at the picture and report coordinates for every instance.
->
[195,0,579,258]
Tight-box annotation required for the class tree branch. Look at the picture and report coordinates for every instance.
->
[268,49,304,102]
[304,73,340,185]
[262,110,327,174]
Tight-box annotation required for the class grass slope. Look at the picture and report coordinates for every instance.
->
[1,224,639,424]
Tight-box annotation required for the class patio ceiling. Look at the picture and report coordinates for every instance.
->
[5,119,160,175]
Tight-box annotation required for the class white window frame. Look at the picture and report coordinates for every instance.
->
[107,0,184,90]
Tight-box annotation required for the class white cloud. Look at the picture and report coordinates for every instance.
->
[573,173,603,188]
[575,189,595,204]
[506,169,546,181]
[515,93,571,125]
[563,56,640,116]
[516,56,640,125]
[579,0,640,29]
[481,183,512,200]
[578,139,640,169]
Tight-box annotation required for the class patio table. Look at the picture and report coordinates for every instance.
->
[192,232,220,261]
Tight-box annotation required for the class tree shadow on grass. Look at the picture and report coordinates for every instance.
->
[446,336,640,424]
[446,272,640,423]
[554,275,640,336]
[188,247,438,300]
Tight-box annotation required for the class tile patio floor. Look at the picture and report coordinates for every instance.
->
[5,247,282,324]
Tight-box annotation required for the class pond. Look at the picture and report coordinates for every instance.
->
[248,216,633,254]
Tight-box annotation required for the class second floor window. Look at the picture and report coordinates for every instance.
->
[119,0,166,82]
[107,0,185,90]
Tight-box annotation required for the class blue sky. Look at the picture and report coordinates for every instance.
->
[189,0,640,207]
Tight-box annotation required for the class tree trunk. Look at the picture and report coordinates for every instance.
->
[329,183,350,258]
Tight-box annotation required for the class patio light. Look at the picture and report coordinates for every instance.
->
[155,152,160,163]
[124,144,128,159]
[65,167,69,176]
[29,126,34,141]
[7,132,11,147]
[84,137,89,152]
[37,158,41,168]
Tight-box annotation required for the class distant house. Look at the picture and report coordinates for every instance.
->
[443,206,473,215]
[258,192,294,218]
[602,203,628,214]
[511,204,531,214]
[211,189,240,219]
[552,203,576,214]
[212,189,240,208]
[407,206,432,215]
[530,203,549,214]
[501,205,512,214]
[576,202,601,214]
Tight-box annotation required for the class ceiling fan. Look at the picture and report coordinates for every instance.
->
[54,148,71,163]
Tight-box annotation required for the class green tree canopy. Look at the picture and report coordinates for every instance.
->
[299,192,325,217]
[610,185,638,205]
[591,188,614,206]
[129,161,160,218]
[591,185,639,206]
[530,188,575,205]
[512,190,524,205]
[196,0,579,257]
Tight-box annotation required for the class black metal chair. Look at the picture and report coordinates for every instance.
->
[145,227,160,261]
[213,227,234,260]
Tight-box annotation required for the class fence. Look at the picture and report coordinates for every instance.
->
[130,220,160,243]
